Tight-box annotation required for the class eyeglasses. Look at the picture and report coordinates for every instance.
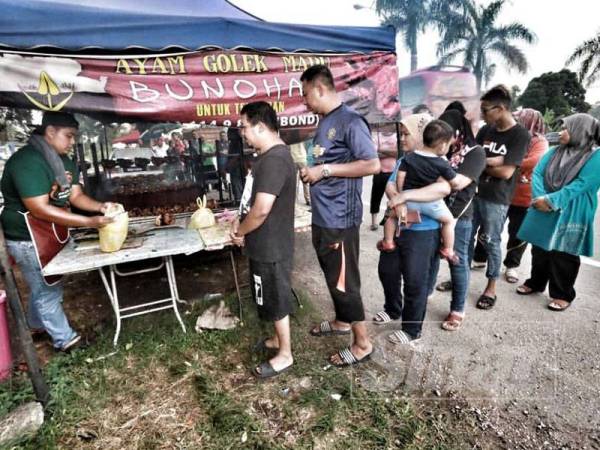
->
[480,105,501,114]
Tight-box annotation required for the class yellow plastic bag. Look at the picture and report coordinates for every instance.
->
[189,196,215,230]
[99,203,129,252]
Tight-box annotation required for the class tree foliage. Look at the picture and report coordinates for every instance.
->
[566,31,600,87]
[435,0,536,91]
[518,69,590,118]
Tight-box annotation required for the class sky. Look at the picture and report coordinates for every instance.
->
[231,0,600,105]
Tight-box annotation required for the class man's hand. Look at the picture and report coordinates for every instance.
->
[299,166,324,185]
[87,215,114,228]
[99,202,114,214]
[230,218,245,247]
[532,196,553,212]
[394,203,408,226]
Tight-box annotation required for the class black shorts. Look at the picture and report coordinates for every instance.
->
[311,225,364,323]
[249,258,294,322]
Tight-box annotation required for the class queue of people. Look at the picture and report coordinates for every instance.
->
[3,65,599,379]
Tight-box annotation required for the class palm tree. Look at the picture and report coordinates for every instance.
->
[566,32,600,87]
[436,0,536,91]
[374,0,440,72]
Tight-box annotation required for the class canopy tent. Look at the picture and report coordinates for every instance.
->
[0,0,399,128]
[0,0,394,54]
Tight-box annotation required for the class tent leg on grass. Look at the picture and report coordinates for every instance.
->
[0,226,49,407]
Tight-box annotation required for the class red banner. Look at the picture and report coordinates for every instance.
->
[0,50,400,127]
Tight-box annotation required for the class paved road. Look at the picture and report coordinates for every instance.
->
[293,175,600,444]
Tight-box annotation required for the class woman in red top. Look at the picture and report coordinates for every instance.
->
[503,108,548,283]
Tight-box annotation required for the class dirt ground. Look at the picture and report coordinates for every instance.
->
[5,185,600,448]
[287,176,600,449]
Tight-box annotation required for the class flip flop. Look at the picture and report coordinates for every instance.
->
[387,330,415,345]
[310,321,352,337]
[436,280,453,292]
[516,285,539,295]
[441,312,464,331]
[329,346,372,368]
[372,311,395,325]
[252,361,293,379]
[476,294,497,310]
[548,299,571,311]
[252,337,279,353]
[504,268,519,284]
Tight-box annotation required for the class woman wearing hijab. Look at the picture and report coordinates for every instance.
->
[375,113,464,344]
[517,113,600,311]
[429,109,486,330]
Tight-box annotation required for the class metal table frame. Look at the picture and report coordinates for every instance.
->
[98,256,187,346]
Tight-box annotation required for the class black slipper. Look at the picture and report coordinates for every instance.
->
[252,337,279,353]
[476,294,497,310]
[310,321,352,337]
[252,361,293,379]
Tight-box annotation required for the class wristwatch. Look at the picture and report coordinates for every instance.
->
[321,164,331,179]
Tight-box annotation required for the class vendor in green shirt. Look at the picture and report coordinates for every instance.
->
[1,112,113,352]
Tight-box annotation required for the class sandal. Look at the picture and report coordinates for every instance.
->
[387,330,414,345]
[329,346,372,367]
[310,321,351,337]
[372,311,395,325]
[516,284,538,295]
[376,239,396,252]
[504,268,519,284]
[252,337,278,353]
[548,299,571,311]
[436,280,453,292]
[476,294,497,310]
[441,312,464,331]
[253,361,293,379]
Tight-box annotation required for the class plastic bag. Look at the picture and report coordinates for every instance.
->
[189,196,216,230]
[99,203,129,252]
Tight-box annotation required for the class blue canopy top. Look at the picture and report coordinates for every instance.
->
[0,0,395,54]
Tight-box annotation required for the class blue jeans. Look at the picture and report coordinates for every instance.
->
[468,198,509,280]
[429,217,473,313]
[378,228,440,339]
[6,240,77,349]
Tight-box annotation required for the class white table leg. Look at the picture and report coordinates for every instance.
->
[98,265,122,346]
[165,256,187,333]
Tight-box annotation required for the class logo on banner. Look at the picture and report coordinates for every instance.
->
[21,71,74,112]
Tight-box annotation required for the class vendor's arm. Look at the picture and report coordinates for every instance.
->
[69,185,111,213]
[235,192,276,237]
[22,195,112,228]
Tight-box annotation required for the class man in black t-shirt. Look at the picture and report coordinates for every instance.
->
[469,86,530,310]
[231,102,296,379]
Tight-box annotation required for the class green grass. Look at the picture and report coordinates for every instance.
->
[0,289,470,449]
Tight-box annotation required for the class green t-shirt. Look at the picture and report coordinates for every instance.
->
[0,144,80,241]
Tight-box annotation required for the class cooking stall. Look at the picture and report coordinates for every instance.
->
[0,0,399,344]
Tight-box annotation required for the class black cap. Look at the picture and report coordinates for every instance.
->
[41,112,79,129]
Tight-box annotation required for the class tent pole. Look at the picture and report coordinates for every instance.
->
[0,226,50,406]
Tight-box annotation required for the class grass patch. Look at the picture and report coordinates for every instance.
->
[0,287,471,449]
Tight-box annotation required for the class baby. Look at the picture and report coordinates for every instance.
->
[378,120,462,264]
